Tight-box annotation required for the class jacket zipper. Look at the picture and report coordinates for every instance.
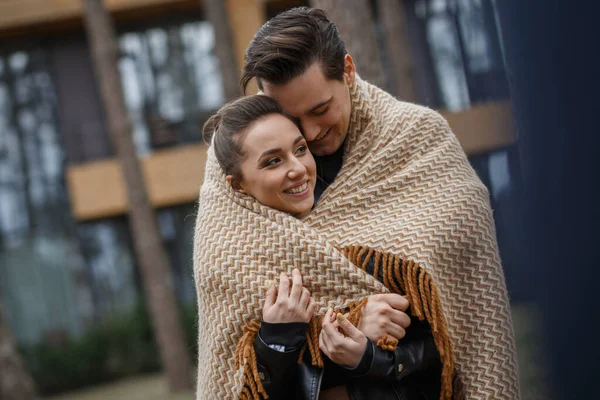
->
[312,368,324,400]
[392,384,406,400]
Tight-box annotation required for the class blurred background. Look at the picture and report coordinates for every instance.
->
[0,0,568,399]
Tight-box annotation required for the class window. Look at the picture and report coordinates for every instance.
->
[118,21,224,154]
[0,48,138,344]
[0,49,65,243]
[406,0,509,110]
[467,145,528,301]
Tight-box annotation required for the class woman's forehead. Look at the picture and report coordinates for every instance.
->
[242,115,303,153]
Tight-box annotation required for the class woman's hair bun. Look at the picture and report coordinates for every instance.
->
[202,113,222,143]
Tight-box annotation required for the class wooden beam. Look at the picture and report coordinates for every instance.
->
[226,0,265,71]
[378,0,418,102]
[225,0,266,94]
[66,144,207,221]
[0,0,196,32]
[441,101,516,155]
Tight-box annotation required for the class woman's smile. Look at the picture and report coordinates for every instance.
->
[284,181,309,195]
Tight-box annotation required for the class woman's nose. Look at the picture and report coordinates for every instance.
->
[287,157,306,179]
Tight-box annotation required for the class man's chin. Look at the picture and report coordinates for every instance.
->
[309,147,327,156]
[309,141,337,156]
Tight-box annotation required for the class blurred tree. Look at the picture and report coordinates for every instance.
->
[377,0,418,102]
[81,0,193,391]
[0,303,36,400]
[310,0,387,89]
[204,0,240,99]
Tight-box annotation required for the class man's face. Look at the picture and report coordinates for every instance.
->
[262,56,356,156]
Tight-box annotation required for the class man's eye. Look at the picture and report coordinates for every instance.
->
[313,106,329,116]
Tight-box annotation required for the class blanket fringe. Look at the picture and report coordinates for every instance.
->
[234,298,370,399]
[234,247,454,400]
[235,320,269,400]
[344,246,455,400]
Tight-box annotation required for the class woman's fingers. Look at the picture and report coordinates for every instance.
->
[319,329,330,356]
[277,272,289,301]
[322,309,343,341]
[289,268,303,302]
[299,287,311,309]
[336,313,363,341]
[263,284,277,309]
[306,297,317,316]
[320,325,335,355]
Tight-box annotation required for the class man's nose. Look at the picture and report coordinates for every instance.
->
[302,121,321,142]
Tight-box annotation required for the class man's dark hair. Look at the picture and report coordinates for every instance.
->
[241,7,347,93]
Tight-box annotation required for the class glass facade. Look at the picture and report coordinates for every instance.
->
[468,146,529,301]
[118,21,224,154]
[0,16,220,346]
[0,48,94,344]
[406,0,509,110]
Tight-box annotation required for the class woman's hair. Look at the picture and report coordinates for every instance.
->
[241,7,346,93]
[203,95,301,188]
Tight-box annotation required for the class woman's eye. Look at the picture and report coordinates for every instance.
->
[265,158,280,167]
[295,145,308,154]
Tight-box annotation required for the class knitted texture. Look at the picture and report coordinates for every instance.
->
[192,77,520,399]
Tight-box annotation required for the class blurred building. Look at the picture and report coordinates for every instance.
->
[0,0,524,347]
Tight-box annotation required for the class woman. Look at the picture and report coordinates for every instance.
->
[199,95,442,400]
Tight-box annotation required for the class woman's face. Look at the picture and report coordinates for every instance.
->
[230,114,317,217]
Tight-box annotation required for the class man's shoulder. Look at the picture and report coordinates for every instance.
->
[362,79,445,124]
[370,89,447,127]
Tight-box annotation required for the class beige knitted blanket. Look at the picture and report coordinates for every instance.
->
[192,77,520,400]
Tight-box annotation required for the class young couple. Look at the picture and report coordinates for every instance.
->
[193,7,520,400]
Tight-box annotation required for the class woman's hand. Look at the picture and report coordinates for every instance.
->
[262,268,317,324]
[319,308,368,368]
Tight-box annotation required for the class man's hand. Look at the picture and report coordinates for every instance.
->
[262,269,317,324]
[357,294,411,342]
[319,308,368,368]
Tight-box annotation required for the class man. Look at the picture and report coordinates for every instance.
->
[240,6,519,400]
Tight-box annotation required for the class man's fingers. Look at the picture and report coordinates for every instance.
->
[384,323,406,341]
[277,272,290,300]
[263,284,277,309]
[336,313,362,340]
[377,293,409,311]
[389,309,411,329]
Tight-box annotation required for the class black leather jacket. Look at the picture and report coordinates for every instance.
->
[253,317,441,400]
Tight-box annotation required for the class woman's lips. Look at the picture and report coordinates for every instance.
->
[284,181,309,196]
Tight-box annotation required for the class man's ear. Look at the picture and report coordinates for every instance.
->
[226,175,248,194]
[343,54,356,85]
